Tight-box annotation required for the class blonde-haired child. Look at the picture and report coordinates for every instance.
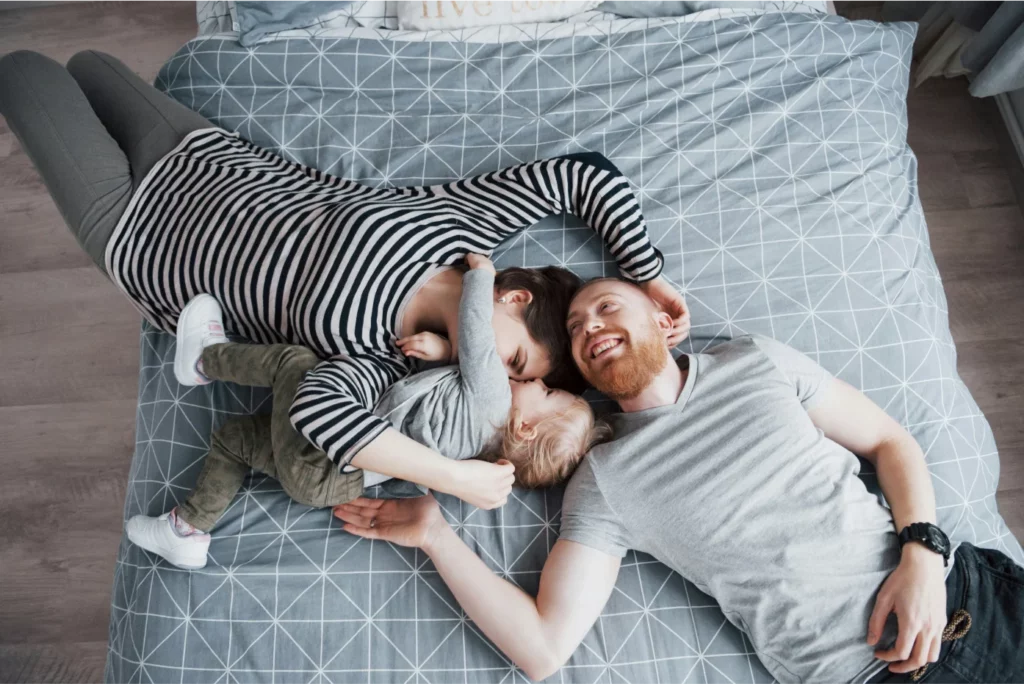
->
[374,253,609,491]
[485,391,611,489]
[126,254,604,570]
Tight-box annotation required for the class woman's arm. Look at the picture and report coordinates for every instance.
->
[419,152,665,283]
[289,354,514,509]
[349,429,514,510]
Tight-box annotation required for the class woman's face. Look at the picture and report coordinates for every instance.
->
[492,289,552,380]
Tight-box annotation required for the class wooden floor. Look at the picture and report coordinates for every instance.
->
[0,3,1022,682]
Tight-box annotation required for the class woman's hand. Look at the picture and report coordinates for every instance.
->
[445,458,516,509]
[640,277,690,346]
[397,332,454,363]
[466,253,496,274]
[334,495,448,549]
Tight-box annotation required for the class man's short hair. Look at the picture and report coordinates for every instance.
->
[570,276,648,307]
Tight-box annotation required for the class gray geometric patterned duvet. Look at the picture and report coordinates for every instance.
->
[106,12,1024,683]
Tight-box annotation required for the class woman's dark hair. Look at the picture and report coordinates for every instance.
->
[495,266,588,392]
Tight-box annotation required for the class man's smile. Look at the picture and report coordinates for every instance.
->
[586,335,624,360]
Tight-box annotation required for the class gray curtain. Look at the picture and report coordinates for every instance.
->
[880,0,1024,96]
[962,2,1024,98]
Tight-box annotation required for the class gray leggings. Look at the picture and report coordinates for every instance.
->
[0,50,213,273]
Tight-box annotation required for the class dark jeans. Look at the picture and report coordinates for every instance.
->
[177,343,363,531]
[0,50,212,272]
[871,542,1024,683]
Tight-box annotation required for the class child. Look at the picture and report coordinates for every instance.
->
[126,255,607,569]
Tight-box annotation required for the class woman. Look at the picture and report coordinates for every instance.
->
[0,50,688,505]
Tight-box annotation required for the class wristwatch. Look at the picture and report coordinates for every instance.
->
[898,523,951,567]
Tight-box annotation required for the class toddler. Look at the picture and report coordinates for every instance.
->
[126,255,607,569]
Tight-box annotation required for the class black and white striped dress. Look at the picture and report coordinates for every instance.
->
[106,128,663,467]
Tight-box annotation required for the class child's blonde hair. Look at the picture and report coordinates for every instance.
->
[486,397,612,488]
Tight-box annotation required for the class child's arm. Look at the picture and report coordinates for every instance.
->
[396,332,453,363]
[457,255,513,402]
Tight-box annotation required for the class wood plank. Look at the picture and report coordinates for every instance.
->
[943,276,1024,345]
[915,152,971,212]
[927,205,1024,281]
[0,267,142,407]
[997,488,1024,545]
[907,79,1004,154]
[0,400,134,645]
[954,149,1020,209]
[0,642,109,684]
[0,2,195,82]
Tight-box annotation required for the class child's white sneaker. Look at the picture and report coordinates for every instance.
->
[174,293,228,386]
[126,511,211,570]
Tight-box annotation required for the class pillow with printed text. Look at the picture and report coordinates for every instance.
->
[397,0,600,29]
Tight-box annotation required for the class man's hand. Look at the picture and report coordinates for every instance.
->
[396,332,453,363]
[446,458,515,509]
[335,495,448,549]
[868,544,947,673]
[466,253,496,274]
[640,276,690,346]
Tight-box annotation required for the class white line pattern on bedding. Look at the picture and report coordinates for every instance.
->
[107,12,1023,684]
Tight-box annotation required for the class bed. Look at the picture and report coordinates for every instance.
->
[106,2,1024,682]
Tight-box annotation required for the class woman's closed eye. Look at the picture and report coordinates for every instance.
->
[510,349,526,376]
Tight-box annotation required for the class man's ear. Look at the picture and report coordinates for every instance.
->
[652,310,673,337]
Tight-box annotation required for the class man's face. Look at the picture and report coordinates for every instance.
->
[566,280,671,400]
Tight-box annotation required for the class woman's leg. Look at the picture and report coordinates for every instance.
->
[0,50,131,273]
[66,50,212,190]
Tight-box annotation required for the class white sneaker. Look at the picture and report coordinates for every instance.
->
[174,293,228,386]
[126,512,210,570]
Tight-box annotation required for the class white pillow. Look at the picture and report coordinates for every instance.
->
[397,0,600,30]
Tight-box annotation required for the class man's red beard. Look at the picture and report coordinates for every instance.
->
[579,322,670,401]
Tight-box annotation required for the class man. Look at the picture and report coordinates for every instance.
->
[335,279,1024,683]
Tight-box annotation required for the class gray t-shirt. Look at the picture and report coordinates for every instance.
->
[560,335,903,683]
[369,269,511,481]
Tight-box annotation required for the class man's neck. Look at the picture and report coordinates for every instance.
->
[617,356,687,413]
[402,268,462,340]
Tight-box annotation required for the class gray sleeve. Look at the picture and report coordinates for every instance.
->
[559,459,630,558]
[750,335,833,410]
[458,269,511,407]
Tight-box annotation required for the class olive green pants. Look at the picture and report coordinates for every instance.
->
[176,343,364,531]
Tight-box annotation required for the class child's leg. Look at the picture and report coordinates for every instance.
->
[126,413,278,569]
[206,342,366,506]
[200,342,312,388]
[176,413,277,531]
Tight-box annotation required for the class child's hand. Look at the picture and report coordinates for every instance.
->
[447,459,515,510]
[466,253,496,274]
[396,332,453,363]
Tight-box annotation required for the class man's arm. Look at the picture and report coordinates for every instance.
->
[807,378,947,674]
[334,496,621,681]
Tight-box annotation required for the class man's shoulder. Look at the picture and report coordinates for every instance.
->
[705,334,763,356]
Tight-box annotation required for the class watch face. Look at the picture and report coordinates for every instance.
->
[927,526,950,553]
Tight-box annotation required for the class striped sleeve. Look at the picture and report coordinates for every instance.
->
[289,353,407,468]
[433,151,663,282]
